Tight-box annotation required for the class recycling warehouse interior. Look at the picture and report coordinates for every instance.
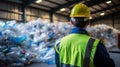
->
[0,0,120,67]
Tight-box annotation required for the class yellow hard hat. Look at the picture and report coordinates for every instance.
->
[70,3,91,18]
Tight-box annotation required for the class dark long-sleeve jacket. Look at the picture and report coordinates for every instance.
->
[55,27,115,67]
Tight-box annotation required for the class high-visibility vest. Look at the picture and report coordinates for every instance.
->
[55,34,99,67]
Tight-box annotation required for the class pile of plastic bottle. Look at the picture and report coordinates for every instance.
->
[0,18,119,66]
[0,18,71,66]
[0,21,37,66]
[86,24,119,48]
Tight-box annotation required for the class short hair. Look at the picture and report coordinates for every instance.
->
[70,17,89,28]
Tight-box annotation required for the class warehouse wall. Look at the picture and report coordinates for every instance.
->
[0,2,69,22]
[26,7,50,21]
[0,2,22,21]
[93,15,120,30]
[114,15,120,30]
[53,14,69,22]
[93,16,112,26]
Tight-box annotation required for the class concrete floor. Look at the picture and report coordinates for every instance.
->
[25,63,56,67]
[110,53,120,67]
[109,47,120,67]
[26,47,120,67]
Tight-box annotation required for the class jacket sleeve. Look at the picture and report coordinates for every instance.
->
[94,42,115,67]
[55,49,60,67]
[54,40,60,67]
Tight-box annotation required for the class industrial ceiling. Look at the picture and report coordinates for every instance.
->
[1,0,120,21]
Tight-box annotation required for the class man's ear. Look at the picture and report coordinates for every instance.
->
[70,20,74,25]
[70,20,73,25]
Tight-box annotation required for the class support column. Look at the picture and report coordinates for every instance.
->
[22,2,26,23]
[50,12,53,23]
[21,0,37,22]
[112,15,115,27]
[68,17,70,22]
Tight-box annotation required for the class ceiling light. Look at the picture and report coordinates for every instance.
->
[100,12,105,16]
[106,1,112,4]
[36,0,42,3]
[60,8,66,11]
[89,16,93,19]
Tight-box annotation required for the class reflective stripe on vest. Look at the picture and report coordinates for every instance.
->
[59,34,99,67]
[84,38,95,67]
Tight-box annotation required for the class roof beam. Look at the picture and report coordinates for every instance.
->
[104,3,115,13]
[1,0,22,4]
[65,0,72,2]
[50,0,83,12]
[91,6,98,11]
[98,4,104,9]
[28,5,69,18]
[84,0,106,7]
[51,0,106,12]
[92,3,120,14]
[92,10,120,22]
[98,4,111,13]
[112,1,119,11]
[23,0,37,6]
[45,0,61,5]
[34,3,52,9]
[28,5,49,12]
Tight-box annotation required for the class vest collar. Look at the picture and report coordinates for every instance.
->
[70,27,89,35]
